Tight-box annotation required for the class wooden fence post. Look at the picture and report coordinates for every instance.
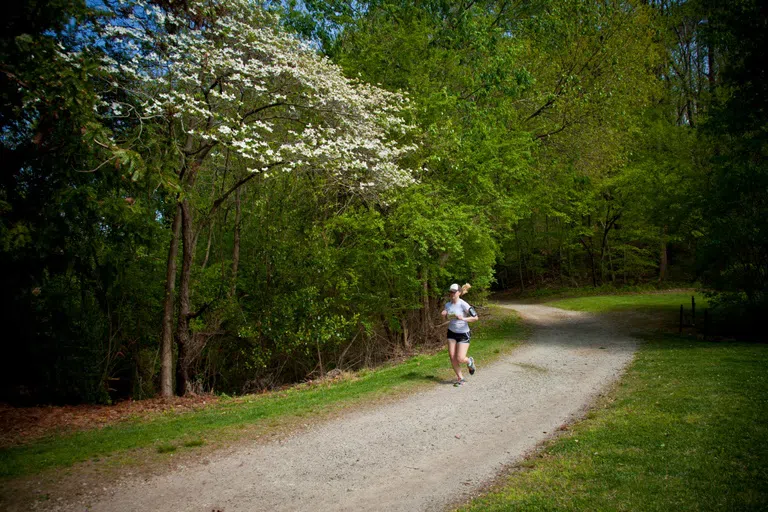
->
[691,296,696,326]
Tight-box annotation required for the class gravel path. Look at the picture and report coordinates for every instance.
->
[50,303,637,512]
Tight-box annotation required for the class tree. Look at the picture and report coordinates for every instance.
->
[694,0,768,324]
[1,1,167,403]
[86,0,415,394]
[491,0,665,288]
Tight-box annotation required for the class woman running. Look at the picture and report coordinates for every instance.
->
[441,283,478,386]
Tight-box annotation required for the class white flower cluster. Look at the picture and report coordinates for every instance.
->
[92,0,416,191]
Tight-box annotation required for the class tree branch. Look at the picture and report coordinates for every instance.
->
[241,102,286,123]
[535,120,570,140]
[188,301,211,321]
[204,160,286,223]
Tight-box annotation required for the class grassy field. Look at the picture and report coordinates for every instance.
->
[547,291,708,313]
[0,306,526,481]
[498,283,697,303]
[460,294,768,512]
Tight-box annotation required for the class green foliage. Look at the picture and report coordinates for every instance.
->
[205,174,499,388]
[0,1,168,403]
[693,0,768,323]
[2,0,764,403]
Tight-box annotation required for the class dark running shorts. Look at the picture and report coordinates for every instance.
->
[447,329,471,343]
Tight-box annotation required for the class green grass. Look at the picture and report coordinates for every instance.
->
[0,307,525,480]
[548,291,708,313]
[459,335,768,511]
[504,282,696,302]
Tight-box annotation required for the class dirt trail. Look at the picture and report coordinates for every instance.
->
[46,304,637,512]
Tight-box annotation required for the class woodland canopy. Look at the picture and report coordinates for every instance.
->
[1,0,765,404]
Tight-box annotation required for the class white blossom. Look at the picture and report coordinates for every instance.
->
[79,0,416,192]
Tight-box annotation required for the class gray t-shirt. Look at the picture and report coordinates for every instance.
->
[444,299,472,333]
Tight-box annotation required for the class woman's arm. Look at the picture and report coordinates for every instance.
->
[457,302,478,322]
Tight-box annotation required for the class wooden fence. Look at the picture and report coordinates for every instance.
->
[679,295,711,339]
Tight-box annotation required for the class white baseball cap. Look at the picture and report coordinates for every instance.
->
[449,283,460,293]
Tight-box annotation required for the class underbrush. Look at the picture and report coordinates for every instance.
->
[0,306,526,482]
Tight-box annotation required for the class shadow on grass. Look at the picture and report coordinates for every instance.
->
[401,372,439,381]
[400,372,460,386]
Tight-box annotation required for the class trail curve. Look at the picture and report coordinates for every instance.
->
[49,303,637,512]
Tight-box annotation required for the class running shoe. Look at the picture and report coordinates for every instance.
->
[467,356,476,375]
[454,378,466,387]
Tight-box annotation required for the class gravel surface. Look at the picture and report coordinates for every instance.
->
[47,303,637,512]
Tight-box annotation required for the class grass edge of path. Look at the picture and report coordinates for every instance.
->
[0,305,527,490]
[456,295,767,512]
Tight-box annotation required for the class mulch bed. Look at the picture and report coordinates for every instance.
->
[0,395,219,448]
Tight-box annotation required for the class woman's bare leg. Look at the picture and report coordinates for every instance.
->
[454,342,470,368]
[447,339,462,380]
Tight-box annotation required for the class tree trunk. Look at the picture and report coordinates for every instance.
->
[599,210,611,285]
[623,246,627,284]
[515,225,525,291]
[659,225,668,283]
[159,204,182,397]
[402,317,410,350]
[231,187,241,296]
[580,237,597,288]
[421,267,430,332]
[600,237,607,284]
[608,244,616,283]
[201,225,213,269]
[599,210,621,287]
[176,199,195,395]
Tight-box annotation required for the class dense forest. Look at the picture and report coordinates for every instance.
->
[1,0,765,404]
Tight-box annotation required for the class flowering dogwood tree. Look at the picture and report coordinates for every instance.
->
[97,0,414,188]
[78,0,416,395]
